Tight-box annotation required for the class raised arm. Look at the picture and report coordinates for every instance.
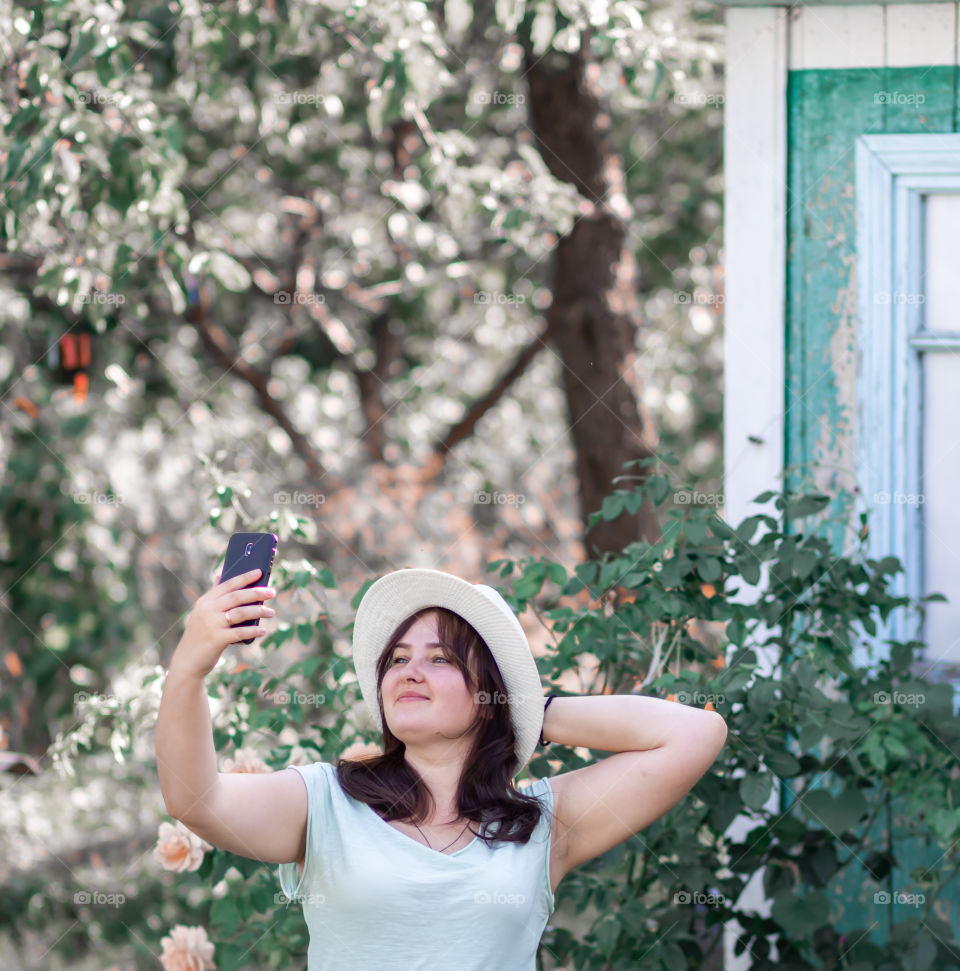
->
[154,568,307,865]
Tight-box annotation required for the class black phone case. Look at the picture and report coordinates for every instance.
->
[219,532,278,645]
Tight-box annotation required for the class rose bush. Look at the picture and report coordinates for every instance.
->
[41,455,959,969]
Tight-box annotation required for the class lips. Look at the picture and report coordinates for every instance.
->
[397,693,429,702]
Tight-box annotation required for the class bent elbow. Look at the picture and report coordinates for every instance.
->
[708,711,728,752]
[159,787,196,824]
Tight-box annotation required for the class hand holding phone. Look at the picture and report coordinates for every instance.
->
[217,533,278,645]
[170,533,279,681]
[171,567,277,680]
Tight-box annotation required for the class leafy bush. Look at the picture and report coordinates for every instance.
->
[50,456,960,969]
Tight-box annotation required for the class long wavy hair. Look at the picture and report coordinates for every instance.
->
[336,605,545,846]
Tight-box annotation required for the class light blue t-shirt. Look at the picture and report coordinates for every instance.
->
[277,761,557,971]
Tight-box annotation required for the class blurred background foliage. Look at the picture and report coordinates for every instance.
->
[0,0,727,966]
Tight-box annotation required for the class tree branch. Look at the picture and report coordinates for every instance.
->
[185,294,332,483]
[423,317,552,481]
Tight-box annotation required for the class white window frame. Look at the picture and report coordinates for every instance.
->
[855,133,960,675]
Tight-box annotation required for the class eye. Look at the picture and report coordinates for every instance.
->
[390,654,449,664]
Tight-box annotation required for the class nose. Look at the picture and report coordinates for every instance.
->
[403,660,425,681]
[398,655,429,684]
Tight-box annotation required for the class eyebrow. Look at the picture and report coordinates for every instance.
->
[393,642,444,649]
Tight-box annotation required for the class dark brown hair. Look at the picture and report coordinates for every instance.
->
[336,605,546,846]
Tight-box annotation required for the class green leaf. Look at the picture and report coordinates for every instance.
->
[196,850,214,879]
[890,643,914,672]
[930,808,960,843]
[269,623,295,649]
[514,565,546,599]
[697,556,722,582]
[708,515,735,539]
[739,770,773,810]
[794,548,819,580]
[648,60,666,102]
[4,141,29,182]
[801,786,868,835]
[210,895,241,934]
[648,475,671,505]
[60,413,92,437]
[684,517,707,545]
[796,719,822,751]
[500,207,527,230]
[863,733,887,772]
[662,941,687,971]
[738,555,761,585]
[883,731,910,760]
[594,916,619,957]
[764,748,801,777]
[734,516,760,544]
[600,492,626,521]
[720,666,753,694]
[878,555,902,576]
[107,137,139,212]
[905,930,938,971]
[747,678,777,713]
[301,656,323,678]
[317,566,336,588]
[771,889,830,937]
[66,29,97,68]
[785,494,830,521]
[726,619,746,646]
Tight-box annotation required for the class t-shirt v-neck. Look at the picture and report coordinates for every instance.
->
[363,802,480,856]
[278,761,557,971]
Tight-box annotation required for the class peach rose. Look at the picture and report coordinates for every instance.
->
[340,739,382,762]
[159,924,215,971]
[286,744,313,767]
[221,747,270,773]
[154,820,213,873]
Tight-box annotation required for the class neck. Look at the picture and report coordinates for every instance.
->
[402,751,466,822]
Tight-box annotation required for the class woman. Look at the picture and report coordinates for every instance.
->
[156,567,727,971]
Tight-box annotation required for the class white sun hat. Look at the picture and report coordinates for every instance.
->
[352,568,546,774]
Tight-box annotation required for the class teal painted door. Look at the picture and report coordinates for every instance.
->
[784,66,960,946]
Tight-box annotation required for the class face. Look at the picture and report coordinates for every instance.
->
[380,612,478,748]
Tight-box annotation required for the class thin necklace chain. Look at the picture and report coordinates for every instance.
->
[411,817,472,853]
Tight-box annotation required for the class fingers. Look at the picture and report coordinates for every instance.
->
[227,626,267,645]
[212,569,268,598]
[224,602,274,642]
[223,568,262,587]
[222,585,276,609]
[226,602,276,623]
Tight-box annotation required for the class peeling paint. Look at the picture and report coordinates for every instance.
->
[785,64,959,945]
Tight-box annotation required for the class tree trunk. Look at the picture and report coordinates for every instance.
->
[523,37,661,559]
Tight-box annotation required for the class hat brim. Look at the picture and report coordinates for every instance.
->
[352,568,544,775]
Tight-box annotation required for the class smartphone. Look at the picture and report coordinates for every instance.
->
[219,532,278,644]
